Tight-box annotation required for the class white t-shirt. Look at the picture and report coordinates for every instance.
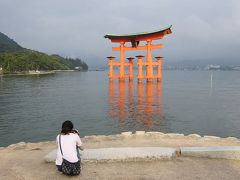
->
[55,133,83,165]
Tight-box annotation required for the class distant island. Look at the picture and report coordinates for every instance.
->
[0,32,88,74]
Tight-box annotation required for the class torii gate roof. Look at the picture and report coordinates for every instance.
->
[104,26,172,43]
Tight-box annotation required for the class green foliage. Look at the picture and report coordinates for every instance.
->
[51,55,88,71]
[0,32,88,73]
[0,51,68,73]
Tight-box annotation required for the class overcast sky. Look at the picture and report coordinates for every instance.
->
[0,0,240,66]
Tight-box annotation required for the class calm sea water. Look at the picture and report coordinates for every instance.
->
[0,70,240,147]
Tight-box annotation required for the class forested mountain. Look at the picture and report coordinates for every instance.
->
[0,32,88,74]
[0,32,24,53]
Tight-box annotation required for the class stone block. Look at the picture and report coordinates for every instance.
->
[82,147,176,161]
[146,132,165,136]
[8,142,26,149]
[187,134,201,138]
[166,133,184,138]
[225,137,239,141]
[203,135,220,139]
[121,132,132,136]
[44,147,177,163]
[181,146,240,160]
[135,131,145,135]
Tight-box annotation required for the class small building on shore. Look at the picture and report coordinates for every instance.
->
[74,66,83,71]
[232,66,240,71]
[204,64,221,70]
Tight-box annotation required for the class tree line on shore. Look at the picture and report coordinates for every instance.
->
[0,32,88,74]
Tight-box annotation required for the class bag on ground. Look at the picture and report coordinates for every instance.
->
[62,158,81,176]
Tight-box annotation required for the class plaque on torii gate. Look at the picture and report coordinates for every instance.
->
[104,26,172,83]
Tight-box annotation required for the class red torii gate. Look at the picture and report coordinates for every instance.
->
[104,26,172,83]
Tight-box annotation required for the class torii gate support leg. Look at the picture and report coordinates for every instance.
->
[119,42,125,81]
[127,57,134,81]
[146,40,153,82]
[136,55,144,83]
[155,57,162,82]
[107,56,115,81]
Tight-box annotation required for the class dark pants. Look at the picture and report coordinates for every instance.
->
[56,165,62,172]
[77,147,80,159]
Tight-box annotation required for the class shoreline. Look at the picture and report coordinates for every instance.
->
[1,131,240,179]
[0,70,56,76]
[0,69,86,76]
[1,131,240,149]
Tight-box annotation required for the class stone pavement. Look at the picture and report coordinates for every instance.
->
[181,146,240,160]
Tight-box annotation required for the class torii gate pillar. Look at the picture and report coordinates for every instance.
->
[119,42,125,80]
[155,56,163,82]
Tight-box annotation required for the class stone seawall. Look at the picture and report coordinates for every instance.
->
[2,131,240,150]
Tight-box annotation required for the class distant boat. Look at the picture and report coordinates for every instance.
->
[89,68,105,71]
[232,67,240,71]
[95,69,105,71]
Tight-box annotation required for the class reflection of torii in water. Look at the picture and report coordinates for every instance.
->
[108,81,163,126]
[105,26,172,82]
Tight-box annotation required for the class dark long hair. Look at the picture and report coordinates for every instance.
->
[61,120,73,135]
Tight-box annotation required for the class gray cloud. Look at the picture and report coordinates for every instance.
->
[0,0,240,66]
